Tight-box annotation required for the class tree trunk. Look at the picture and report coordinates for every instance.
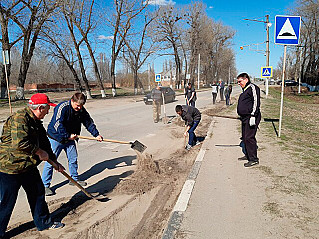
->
[84,38,106,97]
[1,63,11,98]
[68,63,83,92]
[73,43,92,99]
[111,55,117,96]
[0,10,10,98]
[133,67,138,95]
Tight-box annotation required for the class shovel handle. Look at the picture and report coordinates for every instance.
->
[77,135,131,145]
[46,159,93,199]
[212,115,240,120]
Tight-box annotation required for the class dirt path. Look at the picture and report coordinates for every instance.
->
[5,99,226,239]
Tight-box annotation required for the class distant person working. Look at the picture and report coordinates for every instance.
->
[211,81,218,104]
[185,82,197,107]
[175,105,201,151]
[218,79,225,101]
[152,85,162,123]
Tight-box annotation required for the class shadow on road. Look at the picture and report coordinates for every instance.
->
[5,170,134,238]
[51,155,135,192]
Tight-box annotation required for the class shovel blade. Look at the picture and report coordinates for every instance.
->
[131,140,147,153]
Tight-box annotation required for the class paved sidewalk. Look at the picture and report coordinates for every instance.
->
[175,116,271,239]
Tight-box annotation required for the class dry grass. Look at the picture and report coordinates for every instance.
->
[261,87,319,173]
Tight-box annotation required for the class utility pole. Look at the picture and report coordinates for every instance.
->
[265,15,270,97]
[243,15,271,95]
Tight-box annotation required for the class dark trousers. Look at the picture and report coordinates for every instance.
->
[220,89,224,101]
[212,93,217,104]
[0,168,52,237]
[241,114,261,162]
[225,95,230,105]
[188,121,200,145]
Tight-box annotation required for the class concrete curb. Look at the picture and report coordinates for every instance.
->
[162,119,215,239]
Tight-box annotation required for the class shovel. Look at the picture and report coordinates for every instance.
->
[47,159,106,201]
[162,92,168,124]
[210,114,240,120]
[77,135,147,153]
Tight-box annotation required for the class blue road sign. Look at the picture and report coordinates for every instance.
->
[155,74,161,82]
[261,66,273,78]
[275,15,301,45]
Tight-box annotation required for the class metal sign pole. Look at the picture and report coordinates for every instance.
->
[278,45,287,137]
[2,51,12,114]
[298,48,302,94]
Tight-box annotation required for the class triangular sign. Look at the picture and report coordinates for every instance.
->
[277,18,297,39]
[263,68,270,76]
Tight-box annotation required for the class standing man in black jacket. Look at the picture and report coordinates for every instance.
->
[237,73,261,167]
[175,105,201,150]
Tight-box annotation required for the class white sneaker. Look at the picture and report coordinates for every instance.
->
[185,144,192,150]
[195,141,201,146]
[49,221,65,229]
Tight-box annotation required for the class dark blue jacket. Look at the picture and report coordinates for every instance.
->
[47,100,99,144]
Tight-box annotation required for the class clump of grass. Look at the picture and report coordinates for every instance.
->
[263,202,282,218]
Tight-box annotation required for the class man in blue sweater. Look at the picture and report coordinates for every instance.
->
[42,93,103,196]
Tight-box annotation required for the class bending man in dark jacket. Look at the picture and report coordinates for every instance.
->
[42,93,103,196]
[175,105,201,150]
[237,73,261,167]
[0,93,65,237]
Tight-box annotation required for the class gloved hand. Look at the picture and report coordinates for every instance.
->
[249,116,256,126]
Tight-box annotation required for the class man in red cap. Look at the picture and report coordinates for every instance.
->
[0,93,65,238]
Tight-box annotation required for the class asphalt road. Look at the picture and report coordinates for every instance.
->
[1,84,244,213]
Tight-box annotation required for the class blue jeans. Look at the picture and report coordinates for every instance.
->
[0,168,52,237]
[42,138,78,187]
[225,95,230,105]
[188,121,200,145]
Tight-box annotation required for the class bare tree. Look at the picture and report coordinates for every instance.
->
[71,0,106,97]
[291,0,319,86]
[0,1,24,98]
[1,0,59,99]
[62,0,95,99]
[121,11,156,94]
[44,27,84,91]
[152,5,184,89]
[106,0,148,96]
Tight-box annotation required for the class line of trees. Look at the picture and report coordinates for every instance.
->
[273,0,319,86]
[0,0,236,100]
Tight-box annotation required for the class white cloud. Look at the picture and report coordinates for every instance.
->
[98,35,114,40]
[144,0,176,6]
[209,6,213,9]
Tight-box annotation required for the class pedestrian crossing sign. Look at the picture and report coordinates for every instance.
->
[275,15,301,45]
[155,74,161,82]
[261,66,273,78]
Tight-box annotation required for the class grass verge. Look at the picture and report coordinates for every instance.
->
[261,87,319,174]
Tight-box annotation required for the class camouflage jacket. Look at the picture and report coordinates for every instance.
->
[0,107,57,174]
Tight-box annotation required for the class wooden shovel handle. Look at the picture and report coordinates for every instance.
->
[46,159,93,198]
[211,114,240,120]
[77,135,131,145]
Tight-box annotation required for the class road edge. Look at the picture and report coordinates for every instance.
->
[161,118,215,239]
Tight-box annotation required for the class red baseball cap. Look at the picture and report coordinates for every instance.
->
[29,93,57,107]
